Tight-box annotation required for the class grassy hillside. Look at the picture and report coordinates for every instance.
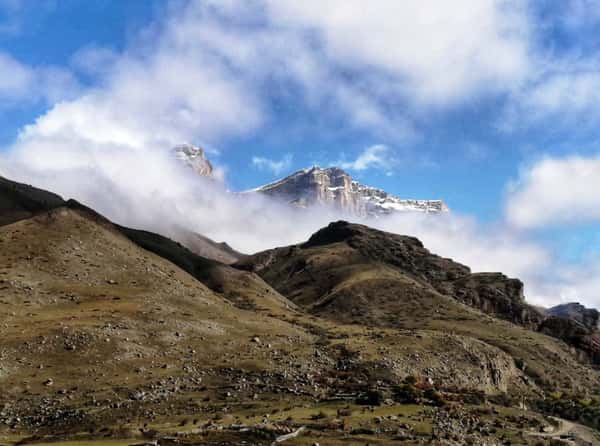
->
[0,189,599,444]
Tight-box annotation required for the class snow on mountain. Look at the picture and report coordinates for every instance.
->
[248,166,448,217]
[173,144,214,177]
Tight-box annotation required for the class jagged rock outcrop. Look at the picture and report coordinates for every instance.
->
[248,166,448,217]
[539,317,600,365]
[441,273,542,328]
[173,144,214,177]
[547,303,599,331]
[540,303,600,365]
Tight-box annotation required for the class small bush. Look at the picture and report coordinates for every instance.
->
[356,389,383,406]
[393,384,421,404]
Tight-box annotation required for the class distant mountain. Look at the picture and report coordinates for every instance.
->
[247,166,448,217]
[171,146,447,217]
[173,143,214,177]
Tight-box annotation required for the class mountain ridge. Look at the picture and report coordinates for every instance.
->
[238,220,600,363]
[172,145,449,217]
[247,166,448,217]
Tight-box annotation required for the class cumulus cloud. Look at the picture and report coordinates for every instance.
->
[340,145,394,172]
[0,1,540,149]
[506,154,600,228]
[251,153,293,175]
[0,52,34,99]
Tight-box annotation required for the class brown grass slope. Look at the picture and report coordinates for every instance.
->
[0,205,315,432]
[237,221,600,392]
[0,200,552,442]
[1,181,600,443]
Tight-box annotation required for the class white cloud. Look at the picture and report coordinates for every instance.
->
[340,145,394,172]
[252,153,293,175]
[0,52,34,99]
[496,1,600,131]
[0,0,538,150]
[501,64,600,129]
[506,154,600,228]
[0,51,80,105]
[263,0,531,105]
[71,45,119,78]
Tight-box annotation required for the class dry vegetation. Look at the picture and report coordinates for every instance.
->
[0,188,599,445]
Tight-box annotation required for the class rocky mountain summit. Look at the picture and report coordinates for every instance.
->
[541,303,600,364]
[172,147,448,217]
[249,166,448,217]
[173,143,214,177]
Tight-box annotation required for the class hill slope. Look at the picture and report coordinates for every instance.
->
[1,182,600,444]
[238,221,543,327]
[238,221,600,390]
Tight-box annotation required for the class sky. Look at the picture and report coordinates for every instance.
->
[1,0,600,309]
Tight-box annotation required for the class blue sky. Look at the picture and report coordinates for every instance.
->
[1,0,600,308]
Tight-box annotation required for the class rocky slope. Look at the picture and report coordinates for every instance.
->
[238,221,600,367]
[162,228,242,264]
[248,166,448,217]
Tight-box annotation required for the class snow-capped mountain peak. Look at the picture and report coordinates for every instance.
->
[249,166,448,217]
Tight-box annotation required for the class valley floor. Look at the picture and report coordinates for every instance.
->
[2,400,600,446]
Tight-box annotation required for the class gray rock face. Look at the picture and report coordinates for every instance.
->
[547,303,599,331]
[249,166,448,217]
[173,144,213,177]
